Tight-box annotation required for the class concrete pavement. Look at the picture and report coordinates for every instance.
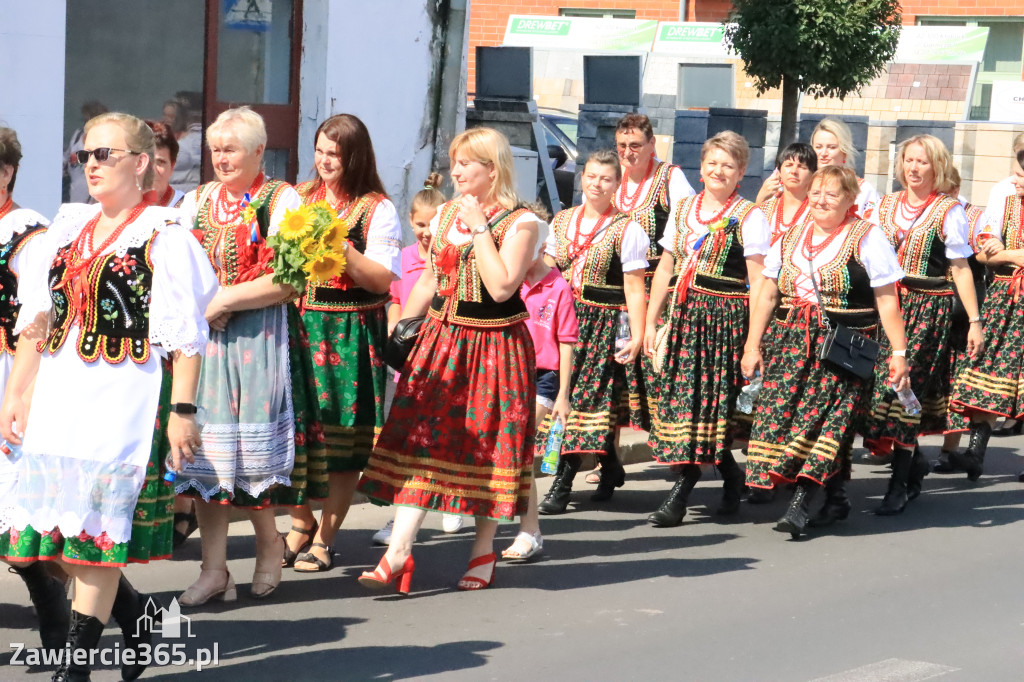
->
[2,431,1022,681]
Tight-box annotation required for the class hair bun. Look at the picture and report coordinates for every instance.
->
[424,171,444,191]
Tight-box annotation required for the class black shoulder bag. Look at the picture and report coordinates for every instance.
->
[807,245,880,380]
[384,316,426,371]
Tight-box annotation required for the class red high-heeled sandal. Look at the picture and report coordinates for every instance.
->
[457,552,497,591]
[358,555,414,595]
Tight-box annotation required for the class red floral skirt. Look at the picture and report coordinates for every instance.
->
[357,316,535,521]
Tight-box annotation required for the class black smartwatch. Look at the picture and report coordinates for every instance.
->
[169,403,199,415]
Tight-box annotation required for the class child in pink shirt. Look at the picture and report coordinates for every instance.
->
[501,245,579,561]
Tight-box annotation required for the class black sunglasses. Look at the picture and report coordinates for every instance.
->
[73,147,140,165]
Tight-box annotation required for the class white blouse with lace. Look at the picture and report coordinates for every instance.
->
[0,203,218,544]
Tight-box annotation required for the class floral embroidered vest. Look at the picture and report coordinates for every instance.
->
[47,230,158,365]
[296,183,391,312]
[994,194,1024,279]
[0,225,46,355]
[760,194,810,245]
[550,207,631,309]
[193,179,289,286]
[428,201,529,327]
[777,220,875,314]
[671,196,756,295]
[617,161,674,262]
[875,192,960,281]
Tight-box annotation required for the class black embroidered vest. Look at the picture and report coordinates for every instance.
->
[0,225,47,355]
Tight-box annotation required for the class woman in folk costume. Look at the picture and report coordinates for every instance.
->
[357,128,541,593]
[537,149,649,515]
[863,135,984,515]
[0,113,217,680]
[643,131,770,527]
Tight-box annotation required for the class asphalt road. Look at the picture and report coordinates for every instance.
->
[2,431,1022,681]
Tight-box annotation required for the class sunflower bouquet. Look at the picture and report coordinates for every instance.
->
[267,201,350,291]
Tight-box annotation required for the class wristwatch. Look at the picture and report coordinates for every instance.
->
[169,403,198,415]
[471,223,489,235]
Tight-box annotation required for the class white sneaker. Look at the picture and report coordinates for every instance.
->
[442,513,464,534]
[372,519,394,546]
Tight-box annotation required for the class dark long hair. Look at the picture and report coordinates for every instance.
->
[309,114,387,198]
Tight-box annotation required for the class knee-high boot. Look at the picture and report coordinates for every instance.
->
[808,475,851,527]
[648,465,702,527]
[591,447,625,502]
[51,610,105,682]
[906,446,930,500]
[538,454,582,515]
[952,421,993,482]
[774,480,818,539]
[109,573,162,681]
[9,563,69,652]
[875,447,913,515]
[715,451,744,516]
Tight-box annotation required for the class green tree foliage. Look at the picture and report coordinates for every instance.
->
[726,0,902,148]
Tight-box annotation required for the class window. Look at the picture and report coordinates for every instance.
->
[559,8,637,19]
[677,64,735,109]
[918,17,1024,120]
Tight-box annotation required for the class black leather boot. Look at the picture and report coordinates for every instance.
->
[931,449,963,474]
[110,573,162,681]
[906,446,930,500]
[875,447,913,515]
[51,610,105,682]
[952,422,993,482]
[774,481,817,539]
[648,465,702,527]
[590,452,625,502]
[746,486,775,504]
[9,563,69,652]
[715,452,744,515]
[808,475,851,527]
[538,454,582,515]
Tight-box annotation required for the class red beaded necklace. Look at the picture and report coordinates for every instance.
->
[897,190,936,223]
[55,202,148,318]
[454,204,503,235]
[801,219,847,260]
[693,190,737,226]
[213,173,265,224]
[567,204,614,263]
[0,196,12,220]
[774,194,808,233]
[617,158,654,212]
[309,181,351,211]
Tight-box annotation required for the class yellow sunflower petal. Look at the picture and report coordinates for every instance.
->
[307,253,347,283]
[278,205,316,241]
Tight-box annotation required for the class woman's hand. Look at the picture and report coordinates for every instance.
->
[740,348,763,380]
[208,312,231,332]
[643,321,658,359]
[166,413,200,473]
[458,194,488,230]
[755,170,782,204]
[0,394,27,445]
[614,337,642,365]
[888,354,910,393]
[979,237,1003,258]
[551,395,571,428]
[966,322,985,360]
[204,288,233,324]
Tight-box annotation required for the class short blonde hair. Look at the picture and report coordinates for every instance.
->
[84,112,156,190]
[206,106,267,154]
[701,130,749,170]
[812,118,857,168]
[948,166,962,195]
[811,165,860,204]
[448,127,520,210]
[895,134,955,193]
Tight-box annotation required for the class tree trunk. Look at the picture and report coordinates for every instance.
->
[778,74,800,150]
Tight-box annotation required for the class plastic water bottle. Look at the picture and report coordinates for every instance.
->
[736,376,763,415]
[540,419,565,475]
[614,311,631,353]
[0,440,23,463]
[163,454,179,483]
[893,382,922,416]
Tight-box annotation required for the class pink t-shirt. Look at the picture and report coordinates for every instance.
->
[520,268,579,372]
[390,244,428,309]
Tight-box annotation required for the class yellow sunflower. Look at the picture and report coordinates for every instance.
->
[278,205,316,241]
[319,218,350,253]
[306,253,347,283]
[299,236,321,259]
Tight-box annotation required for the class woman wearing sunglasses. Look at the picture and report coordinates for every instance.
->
[0,112,217,681]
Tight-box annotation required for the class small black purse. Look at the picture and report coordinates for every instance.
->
[384,316,426,371]
[808,249,880,380]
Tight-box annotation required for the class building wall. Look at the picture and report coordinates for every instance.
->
[0,1,66,216]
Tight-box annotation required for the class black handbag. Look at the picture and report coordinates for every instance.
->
[808,248,880,380]
[384,316,426,371]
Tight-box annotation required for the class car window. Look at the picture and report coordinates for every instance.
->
[543,126,561,147]
[550,120,578,144]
